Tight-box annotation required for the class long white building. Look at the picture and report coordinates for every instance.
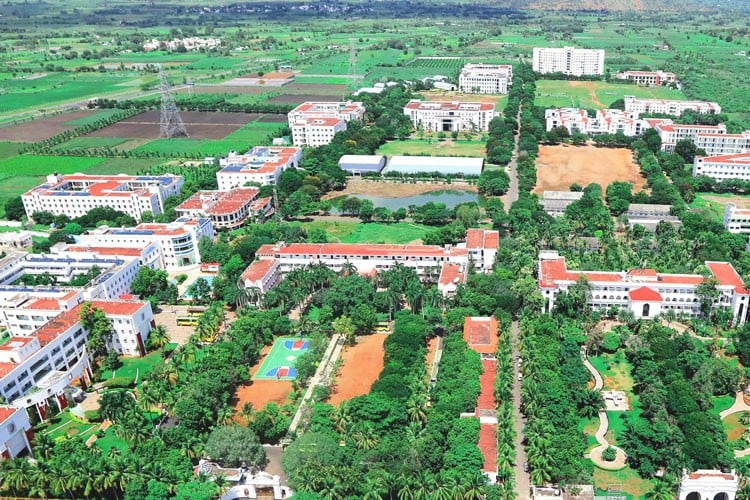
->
[403,100,496,132]
[545,108,646,136]
[693,153,750,181]
[216,147,302,189]
[22,174,183,221]
[616,70,677,86]
[623,96,721,116]
[458,64,513,94]
[538,250,750,324]
[649,120,727,152]
[75,217,214,270]
[723,203,750,234]
[288,101,365,147]
[694,131,750,156]
[242,228,499,298]
[532,47,605,76]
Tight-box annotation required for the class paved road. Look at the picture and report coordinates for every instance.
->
[501,108,522,210]
[511,320,530,497]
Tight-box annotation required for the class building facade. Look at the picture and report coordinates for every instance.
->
[723,203,750,234]
[651,121,727,152]
[677,469,738,500]
[541,191,584,217]
[545,108,646,136]
[538,250,750,324]
[0,407,32,459]
[288,102,365,147]
[403,100,496,132]
[458,64,513,94]
[22,174,183,221]
[623,96,721,116]
[216,147,302,189]
[615,70,677,86]
[532,47,605,76]
[693,131,750,156]
[693,153,750,181]
[176,189,271,229]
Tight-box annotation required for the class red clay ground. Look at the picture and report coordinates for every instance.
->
[329,334,387,406]
[87,111,271,139]
[534,144,647,195]
[425,336,439,382]
[233,344,293,412]
[0,110,98,142]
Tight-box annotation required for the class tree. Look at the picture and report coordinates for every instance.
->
[696,277,720,319]
[641,128,662,153]
[478,170,510,196]
[204,425,266,468]
[146,324,170,351]
[333,315,356,345]
[79,302,114,358]
[674,139,704,164]
[4,196,25,221]
[186,277,211,305]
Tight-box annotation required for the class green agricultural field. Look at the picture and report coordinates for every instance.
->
[85,157,165,175]
[62,109,124,126]
[0,141,22,159]
[377,139,486,157]
[535,80,686,109]
[51,137,130,152]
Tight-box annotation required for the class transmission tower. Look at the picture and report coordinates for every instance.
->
[158,65,188,139]
[348,38,361,90]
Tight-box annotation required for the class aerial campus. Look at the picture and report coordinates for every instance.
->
[1,2,750,500]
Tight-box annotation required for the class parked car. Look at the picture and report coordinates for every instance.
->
[523,462,529,473]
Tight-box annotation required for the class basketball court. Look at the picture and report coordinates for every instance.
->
[252,337,310,381]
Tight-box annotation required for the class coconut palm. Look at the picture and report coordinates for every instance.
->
[406,394,428,425]
[647,478,676,500]
[146,324,170,351]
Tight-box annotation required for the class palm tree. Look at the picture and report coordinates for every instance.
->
[29,461,52,499]
[146,324,170,351]
[460,472,486,500]
[530,462,551,486]
[362,476,386,500]
[33,432,55,460]
[406,394,428,425]
[578,389,604,419]
[2,458,32,496]
[216,404,235,425]
[647,478,676,500]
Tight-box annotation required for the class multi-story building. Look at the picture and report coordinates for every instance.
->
[0,299,154,425]
[538,250,750,324]
[0,406,32,459]
[723,203,750,234]
[22,174,183,221]
[625,204,681,232]
[693,153,750,181]
[532,47,605,76]
[216,147,302,189]
[75,217,213,270]
[693,131,750,156]
[651,120,727,152]
[623,96,721,116]
[242,228,498,298]
[290,117,347,147]
[403,100,496,132]
[545,108,646,136]
[458,64,513,94]
[541,191,584,217]
[615,70,677,86]
[176,189,272,229]
[288,102,365,147]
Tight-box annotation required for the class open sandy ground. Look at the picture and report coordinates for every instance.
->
[534,145,646,195]
[233,344,293,412]
[323,178,477,200]
[329,334,387,406]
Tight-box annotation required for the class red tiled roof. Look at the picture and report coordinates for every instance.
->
[257,242,468,259]
[687,472,736,480]
[0,363,15,377]
[707,261,750,295]
[298,117,344,127]
[629,287,663,302]
[34,300,148,345]
[0,336,37,351]
[241,259,278,284]
[293,102,364,115]
[628,269,657,277]
[177,189,259,216]
[438,263,466,287]
[463,317,498,354]
[465,228,500,250]
[0,406,18,425]
[698,153,750,164]
[24,298,62,310]
[478,423,497,473]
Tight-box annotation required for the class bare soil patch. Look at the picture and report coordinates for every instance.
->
[88,111,260,139]
[0,110,97,142]
[233,344,293,411]
[425,336,439,381]
[568,80,604,108]
[268,94,345,105]
[176,85,271,95]
[329,334,387,406]
[534,145,646,195]
[323,178,478,200]
[256,114,288,123]
[702,195,750,209]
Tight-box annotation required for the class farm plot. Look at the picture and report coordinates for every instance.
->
[535,80,686,109]
[329,334,387,406]
[87,111,263,140]
[0,110,104,142]
[365,57,465,84]
[377,139,486,157]
[534,145,646,195]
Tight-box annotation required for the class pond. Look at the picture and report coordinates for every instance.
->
[332,189,480,212]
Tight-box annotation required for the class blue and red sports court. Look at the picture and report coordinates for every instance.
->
[253,337,310,381]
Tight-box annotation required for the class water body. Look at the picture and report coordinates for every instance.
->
[336,189,480,211]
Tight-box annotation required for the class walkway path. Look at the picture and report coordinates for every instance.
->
[511,321,530,498]
[288,334,344,434]
[718,391,750,458]
[581,348,627,470]
[501,108,521,209]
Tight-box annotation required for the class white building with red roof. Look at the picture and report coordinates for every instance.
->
[694,131,750,156]
[242,228,498,299]
[693,153,750,181]
[437,263,467,297]
[616,70,677,86]
[677,469,738,500]
[0,299,154,425]
[0,406,32,460]
[624,95,721,116]
[538,250,750,324]
[652,121,727,152]
[22,173,183,221]
[723,202,750,234]
[458,64,513,94]
[288,101,365,147]
[545,108,647,136]
[403,100,496,132]
[217,146,302,189]
[176,189,271,229]
[75,217,214,269]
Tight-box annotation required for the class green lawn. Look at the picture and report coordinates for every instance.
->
[535,80,686,109]
[63,109,123,126]
[94,427,129,454]
[85,157,165,175]
[43,411,98,442]
[0,154,106,176]
[690,192,749,223]
[593,465,654,499]
[301,220,431,244]
[711,394,737,417]
[377,139,486,158]
[106,349,168,386]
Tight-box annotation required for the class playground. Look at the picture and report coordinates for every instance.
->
[252,337,310,381]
